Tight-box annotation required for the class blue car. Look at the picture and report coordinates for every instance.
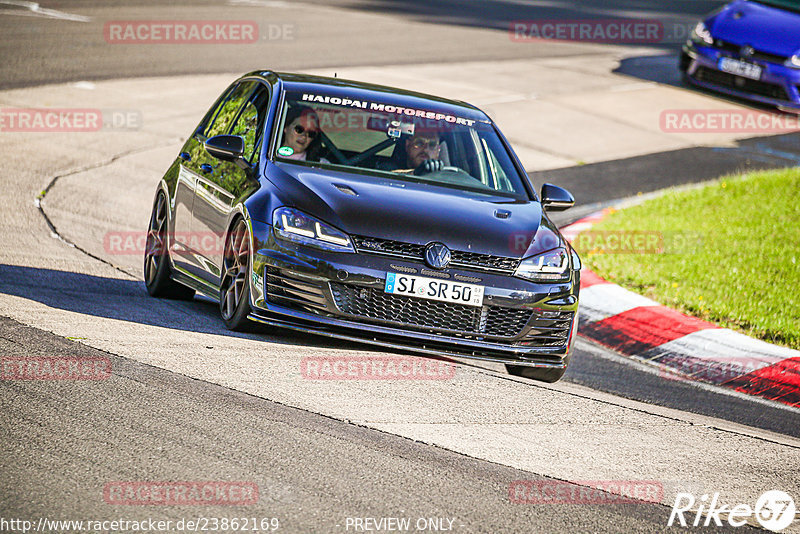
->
[681,0,800,112]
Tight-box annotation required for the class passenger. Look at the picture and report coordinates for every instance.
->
[280,106,328,162]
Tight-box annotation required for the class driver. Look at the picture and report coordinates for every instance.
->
[405,132,445,175]
[382,129,445,175]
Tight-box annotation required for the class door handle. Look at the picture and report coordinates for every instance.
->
[200,164,214,174]
[179,152,191,162]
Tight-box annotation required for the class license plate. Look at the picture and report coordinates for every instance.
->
[718,57,762,80]
[385,272,484,307]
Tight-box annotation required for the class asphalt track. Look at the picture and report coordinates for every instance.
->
[2,1,800,533]
[3,315,744,533]
[0,0,724,89]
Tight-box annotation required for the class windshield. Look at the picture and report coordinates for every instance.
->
[274,90,531,199]
[752,0,800,12]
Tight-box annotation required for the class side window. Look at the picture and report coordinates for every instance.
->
[196,83,235,136]
[204,81,258,138]
[229,84,270,163]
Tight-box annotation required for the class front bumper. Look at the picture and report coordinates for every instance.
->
[682,42,800,111]
[248,220,579,368]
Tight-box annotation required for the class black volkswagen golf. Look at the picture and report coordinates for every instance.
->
[145,71,581,382]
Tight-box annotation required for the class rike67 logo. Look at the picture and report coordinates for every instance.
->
[669,490,796,532]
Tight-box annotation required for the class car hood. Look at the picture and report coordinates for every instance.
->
[269,163,555,259]
[708,0,800,56]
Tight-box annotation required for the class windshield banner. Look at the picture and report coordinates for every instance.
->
[300,93,477,126]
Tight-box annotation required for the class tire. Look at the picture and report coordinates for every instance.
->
[506,356,569,383]
[144,192,195,300]
[679,52,693,86]
[679,51,691,73]
[219,218,254,331]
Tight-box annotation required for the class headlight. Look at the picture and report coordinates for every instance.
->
[515,247,570,282]
[571,248,581,271]
[272,207,355,253]
[690,21,714,46]
[785,54,800,68]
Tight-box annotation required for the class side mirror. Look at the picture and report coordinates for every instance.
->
[204,135,245,162]
[540,183,574,211]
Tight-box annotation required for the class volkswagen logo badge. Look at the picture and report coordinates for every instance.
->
[424,242,451,269]
[741,45,755,57]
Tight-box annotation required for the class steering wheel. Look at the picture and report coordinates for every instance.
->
[434,165,484,183]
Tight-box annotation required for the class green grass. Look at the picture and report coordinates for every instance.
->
[574,168,800,349]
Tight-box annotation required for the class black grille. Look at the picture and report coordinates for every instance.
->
[352,235,519,274]
[517,310,574,347]
[450,250,519,271]
[266,267,327,313]
[713,40,788,64]
[353,236,424,258]
[694,66,790,101]
[329,282,532,339]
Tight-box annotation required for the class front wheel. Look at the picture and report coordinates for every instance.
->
[678,52,692,85]
[219,218,254,331]
[506,358,569,383]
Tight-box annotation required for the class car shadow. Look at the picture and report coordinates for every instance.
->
[0,263,374,352]
[614,52,686,87]
[615,52,799,115]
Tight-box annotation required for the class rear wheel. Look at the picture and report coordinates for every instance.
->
[144,193,195,300]
[220,218,254,331]
[506,357,569,383]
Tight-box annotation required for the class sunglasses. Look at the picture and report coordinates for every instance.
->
[409,138,439,150]
[293,124,318,138]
